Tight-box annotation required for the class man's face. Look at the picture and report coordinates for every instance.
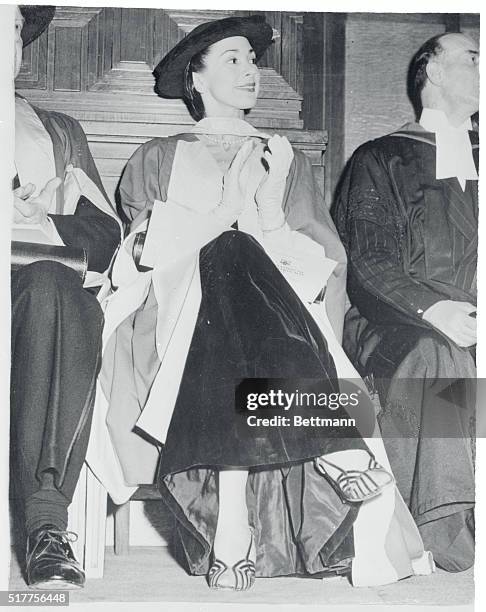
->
[437,33,479,116]
[14,6,24,79]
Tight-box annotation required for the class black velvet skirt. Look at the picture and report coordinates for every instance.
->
[160,230,365,476]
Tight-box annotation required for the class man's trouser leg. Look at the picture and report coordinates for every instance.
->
[11,261,103,534]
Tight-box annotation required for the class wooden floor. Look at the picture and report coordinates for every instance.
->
[9,546,474,609]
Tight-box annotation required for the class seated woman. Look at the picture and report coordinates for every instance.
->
[86,15,434,591]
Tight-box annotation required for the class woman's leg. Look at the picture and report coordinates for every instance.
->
[209,470,255,590]
[208,449,393,590]
[214,470,253,563]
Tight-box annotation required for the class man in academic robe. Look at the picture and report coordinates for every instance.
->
[333,32,478,572]
[11,6,121,589]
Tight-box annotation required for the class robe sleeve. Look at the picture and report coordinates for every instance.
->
[283,149,348,342]
[38,110,121,273]
[333,142,446,327]
[118,138,170,231]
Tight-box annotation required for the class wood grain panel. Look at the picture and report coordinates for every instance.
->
[120,8,150,62]
[112,8,122,66]
[322,13,346,206]
[302,13,323,131]
[99,8,114,77]
[281,13,303,95]
[15,30,48,90]
[53,27,82,91]
[260,11,282,72]
[344,15,446,161]
[87,11,100,89]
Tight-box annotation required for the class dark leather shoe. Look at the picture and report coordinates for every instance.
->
[26,525,85,590]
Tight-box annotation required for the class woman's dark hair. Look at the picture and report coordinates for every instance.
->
[183,47,211,121]
[407,33,447,118]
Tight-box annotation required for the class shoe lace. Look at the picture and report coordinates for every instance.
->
[41,529,78,545]
[29,529,78,562]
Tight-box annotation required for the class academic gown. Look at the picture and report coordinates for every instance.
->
[333,123,478,572]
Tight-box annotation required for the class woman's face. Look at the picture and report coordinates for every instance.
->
[193,36,261,118]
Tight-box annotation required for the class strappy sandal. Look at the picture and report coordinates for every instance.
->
[315,454,394,503]
[207,537,256,591]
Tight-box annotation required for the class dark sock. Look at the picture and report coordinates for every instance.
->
[25,488,69,535]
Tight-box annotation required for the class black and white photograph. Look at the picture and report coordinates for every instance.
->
[0,1,482,609]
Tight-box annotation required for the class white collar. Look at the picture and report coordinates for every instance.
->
[420,108,472,133]
[419,108,477,191]
[190,117,270,139]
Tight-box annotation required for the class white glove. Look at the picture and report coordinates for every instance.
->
[210,140,255,226]
[255,135,294,231]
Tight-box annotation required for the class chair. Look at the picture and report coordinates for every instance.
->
[69,470,165,575]
[112,485,163,555]
[68,464,107,578]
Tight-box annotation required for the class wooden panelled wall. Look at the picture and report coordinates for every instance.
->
[299,12,479,204]
[341,13,479,203]
[344,13,480,162]
[16,7,328,204]
[16,9,479,207]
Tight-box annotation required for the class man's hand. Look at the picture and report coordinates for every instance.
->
[422,300,477,347]
[13,177,61,225]
[255,135,294,231]
[13,182,35,223]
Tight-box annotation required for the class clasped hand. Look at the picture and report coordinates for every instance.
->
[211,140,255,227]
[422,299,477,348]
[211,135,294,230]
[255,135,294,231]
[13,177,61,225]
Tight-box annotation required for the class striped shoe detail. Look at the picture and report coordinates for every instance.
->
[207,558,256,591]
[232,558,256,590]
[207,559,229,589]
